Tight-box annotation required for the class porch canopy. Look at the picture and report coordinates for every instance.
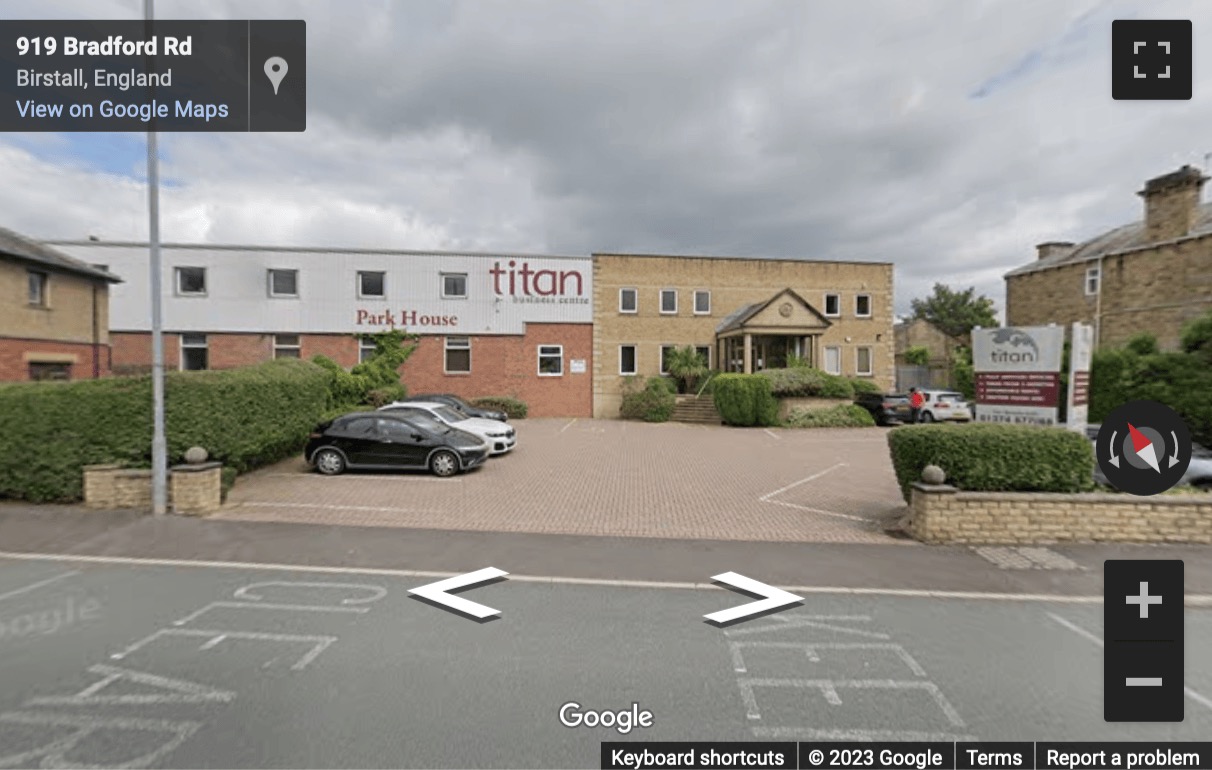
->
[715,288,832,373]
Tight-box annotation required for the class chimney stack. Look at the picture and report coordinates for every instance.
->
[1035,241,1075,261]
[1138,165,1208,242]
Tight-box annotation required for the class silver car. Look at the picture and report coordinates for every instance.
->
[1087,424,1212,491]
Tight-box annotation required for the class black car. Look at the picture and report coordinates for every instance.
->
[855,392,913,426]
[305,412,488,477]
[405,393,508,422]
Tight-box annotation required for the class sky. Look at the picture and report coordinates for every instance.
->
[3,0,1212,318]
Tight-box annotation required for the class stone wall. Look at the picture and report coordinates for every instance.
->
[907,482,1212,544]
[777,397,853,421]
[83,463,223,515]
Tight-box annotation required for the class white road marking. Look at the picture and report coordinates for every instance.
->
[0,570,78,602]
[1046,612,1212,713]
[172,601,369,626]
[751,727,979,741]
[729,642,927,676]
[762,498,869,522]
[758,463,847,501]
[233,581,387,604]
[757,463,864,520]
[763,429,781,439]
[232,502,444,514]
[25,664,236,706]
[0,711,202,769]
[559,418,578,433]
[265,474,461,482]
[725,615,891,639]
[736,678,966,725]
[2,550,1210,605]
[110,628,338,671]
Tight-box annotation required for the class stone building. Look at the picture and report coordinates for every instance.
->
[0,228,120,381]
[893,317,964,390]
[1005,165,1212,350]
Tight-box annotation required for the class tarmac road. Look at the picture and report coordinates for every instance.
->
[0,555,1209,769]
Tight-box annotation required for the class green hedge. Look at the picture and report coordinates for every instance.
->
[886,424,1095,503]
[620,377,675,422]
[712,373,780,426]
[784,404,877,428]
[471,396,529,419]
[849,378,883,396]
[0,358,331,503]
[758,367,855,399]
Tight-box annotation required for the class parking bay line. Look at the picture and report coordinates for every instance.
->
[5,550,1212,606]
[0,570,79,602]
[1045,612,1212,712]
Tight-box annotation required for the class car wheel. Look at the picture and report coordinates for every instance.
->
[430,449,459,477]
[314,448,346,476]
[920,412,935,423]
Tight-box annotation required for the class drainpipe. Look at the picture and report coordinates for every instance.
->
[92,281,100,378]
[1093,254,1105,348]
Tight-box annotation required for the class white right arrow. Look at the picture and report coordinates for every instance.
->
[409,567,507,619]
[704,572,803,625]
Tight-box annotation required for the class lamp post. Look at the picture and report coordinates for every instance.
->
[146,0,167,515]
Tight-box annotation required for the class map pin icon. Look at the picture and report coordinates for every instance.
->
[264,57,288,95]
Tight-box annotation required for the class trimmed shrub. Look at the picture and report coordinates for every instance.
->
[886,423,1096,503]
[620,377,675,422]
[758,367,855,399]
[471,396,529,419]
[784,404,877,428]
[0,358,331,503]
[849,378,882,396]
[712,374,780,427]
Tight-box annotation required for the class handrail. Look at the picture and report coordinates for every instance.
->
[695,372,717,399]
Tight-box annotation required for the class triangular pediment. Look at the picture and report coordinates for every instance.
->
[716,288,832,334]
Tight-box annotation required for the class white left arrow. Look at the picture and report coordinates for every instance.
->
[409,567,508,619]
[704,572,803,625]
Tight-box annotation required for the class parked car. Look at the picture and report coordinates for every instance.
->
[305,412,489,477]
[855,392,912,426]
[917,390,973,422]
[1086,424,1212,491]
[380,401,517,455]
[405,393,508,423]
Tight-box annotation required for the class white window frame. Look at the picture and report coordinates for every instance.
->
[823,345,842,375]
[358,338,377,363]
[695,345,712,368]
[855,293,872,318]
[619,344,637,376]
[268,268,299,298]
[27,270,48,306]
[180,333,208,371]
[619,287,638,314]
[537,345,564,377]
[175,266,207,297]
[659,288,678,315]
[660,345,675,375]
[444,336,472,374]
[855,346,873,376]
[693,290,711,315]
[273,334,301,359]
[441,272,468,299]
[1085,265,1100,296]
[357,270,386,299]
[824,293,840,318]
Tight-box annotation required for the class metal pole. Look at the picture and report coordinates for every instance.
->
[146,0,167,515]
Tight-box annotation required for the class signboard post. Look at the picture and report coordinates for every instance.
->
[1066,322,1094,434]
[972,325,1065,427]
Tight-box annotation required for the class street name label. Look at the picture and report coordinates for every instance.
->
[0,20,305,131]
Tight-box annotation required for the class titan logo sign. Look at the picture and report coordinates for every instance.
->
[989,328,1040,363]
[490,260,588,304]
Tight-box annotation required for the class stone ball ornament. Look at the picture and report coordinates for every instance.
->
[921,464,946,485]
[184,446,209,464]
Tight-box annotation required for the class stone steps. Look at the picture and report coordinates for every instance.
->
[670,396,722,424]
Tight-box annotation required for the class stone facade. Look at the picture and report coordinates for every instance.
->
[592,254,895,418]
[893,318,963,365]
[1005,166,1212,351]
[83,463,224,515]
[907,483,1212,544]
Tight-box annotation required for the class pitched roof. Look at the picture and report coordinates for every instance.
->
[1004,200,1212,278]
[715,287,832,333]
[0,228,121,282]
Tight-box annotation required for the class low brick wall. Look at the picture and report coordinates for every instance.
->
[83,463,222,515]
[907,482,1212,544]
[777,397,852,421]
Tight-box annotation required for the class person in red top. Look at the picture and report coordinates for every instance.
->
[909,387,925,423]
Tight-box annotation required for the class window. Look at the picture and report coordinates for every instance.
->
[660,345,674,375]
[538,345,563,376]
[27,270,47,306]
[824,293,840,317]
[357,270,386,298]
[856,346,873,376]
[695,345,711,368]
[359,337,377,363]
[619,345,637,375]
[273,334,301,359]
[694,290,711,315]
[441,273,467,299]
[268,269,298,298]
[660,289,678,314]
[855,294,871,317]
[1085,265,1100,296]
[175,267,206,296]
[378,418,418,440]
[28,361,70,381]
[343,416,378,436]
[444,336,471,373]
[180,333,208,371]
[823,346,841,375]
[619,287,638,313]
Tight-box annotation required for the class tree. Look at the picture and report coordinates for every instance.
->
[665,346,709,394]
[910,284,998,339]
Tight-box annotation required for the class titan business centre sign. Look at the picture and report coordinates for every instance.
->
[490,259,589,304]
[972,325,1065,427]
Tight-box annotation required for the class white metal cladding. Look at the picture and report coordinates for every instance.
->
[50,243,593,334]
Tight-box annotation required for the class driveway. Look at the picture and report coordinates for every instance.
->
[217,419,909,544]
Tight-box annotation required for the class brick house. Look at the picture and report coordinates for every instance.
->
[0,228,121,381]
[1005,166,1212,350]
